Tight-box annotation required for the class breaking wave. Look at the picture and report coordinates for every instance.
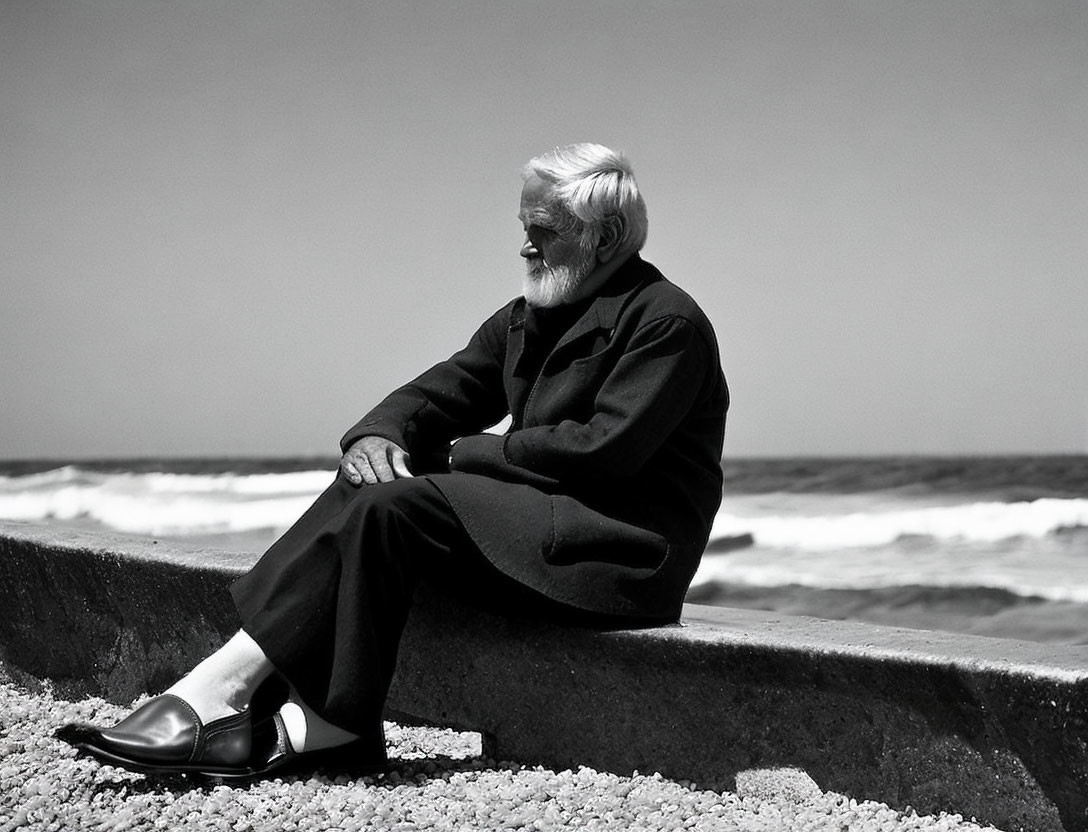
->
[709,498,1088,551]
[0,466,333,535]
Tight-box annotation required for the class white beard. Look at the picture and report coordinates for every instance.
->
[522,255,594,308]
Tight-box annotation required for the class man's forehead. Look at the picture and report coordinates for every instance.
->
[519,175,557,225]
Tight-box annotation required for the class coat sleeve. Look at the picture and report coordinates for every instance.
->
[449,315,714,484]
[340,305,511,472]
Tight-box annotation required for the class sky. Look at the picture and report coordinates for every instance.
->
[2,1,1086,459]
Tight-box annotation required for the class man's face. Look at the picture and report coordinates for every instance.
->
[518,174,596,308]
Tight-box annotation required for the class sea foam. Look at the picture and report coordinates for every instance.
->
[709,497,1088,551]
[0,467,334,535]
[700,495,1088,602]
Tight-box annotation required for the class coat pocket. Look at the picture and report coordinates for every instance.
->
[545,494,669,571]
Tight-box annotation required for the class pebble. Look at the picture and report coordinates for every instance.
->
[0,677,1009,832]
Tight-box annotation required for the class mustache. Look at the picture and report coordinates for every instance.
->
[525,257,550,277]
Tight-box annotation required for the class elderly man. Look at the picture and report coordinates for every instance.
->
[58,143,728,781]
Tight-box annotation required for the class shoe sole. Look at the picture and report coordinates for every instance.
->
[70,738,387,783]
[69,740,260,781]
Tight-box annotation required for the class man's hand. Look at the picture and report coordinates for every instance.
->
[340,436,413,485]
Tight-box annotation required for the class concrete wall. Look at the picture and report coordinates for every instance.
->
[2,521,1087,831]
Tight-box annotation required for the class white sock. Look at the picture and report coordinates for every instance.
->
[278,695,358,754]
[278,700,309,753]
[163,677,243,725]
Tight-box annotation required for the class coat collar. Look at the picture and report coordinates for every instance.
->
[510,253,657,348]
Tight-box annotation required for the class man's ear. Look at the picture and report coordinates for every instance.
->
[596,216,625,263]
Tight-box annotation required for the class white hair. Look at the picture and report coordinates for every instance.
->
[522,143,649,254]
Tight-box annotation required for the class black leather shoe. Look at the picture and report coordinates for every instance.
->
[55,694,254,778]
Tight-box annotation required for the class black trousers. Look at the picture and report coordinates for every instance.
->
[230,473,616,745]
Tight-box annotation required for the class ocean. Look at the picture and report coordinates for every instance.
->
[3,455,1087,645]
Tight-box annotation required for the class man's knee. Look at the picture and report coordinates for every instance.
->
[348,477,448,524]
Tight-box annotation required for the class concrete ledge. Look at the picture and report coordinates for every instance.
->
[2,521,1087,832]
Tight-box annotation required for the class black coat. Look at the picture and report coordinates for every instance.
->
[341,255,728,621]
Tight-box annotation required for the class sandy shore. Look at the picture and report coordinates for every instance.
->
[0,677,1006,832]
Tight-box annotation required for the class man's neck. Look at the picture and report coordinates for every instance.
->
[562,251,635,306]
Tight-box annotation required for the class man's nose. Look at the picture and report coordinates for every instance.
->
[520,236,538,259]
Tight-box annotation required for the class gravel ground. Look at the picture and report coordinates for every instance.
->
[0,679,1006,832]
